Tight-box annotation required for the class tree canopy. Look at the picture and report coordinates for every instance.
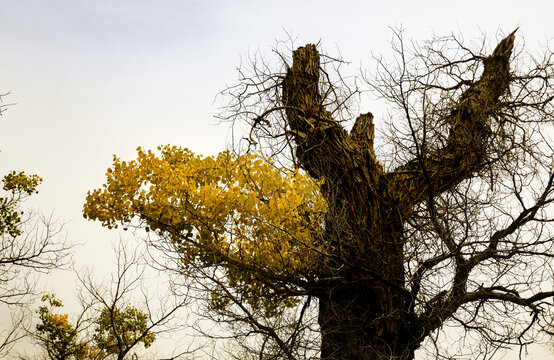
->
[35,294,91,360]
[84,146,326,314]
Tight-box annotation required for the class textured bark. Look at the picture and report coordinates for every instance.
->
[282,33,515,359]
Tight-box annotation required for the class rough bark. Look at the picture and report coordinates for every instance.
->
[281,32,516,360]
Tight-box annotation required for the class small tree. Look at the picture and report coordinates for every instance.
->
[74,241,189,360]
[84,30,554,359]
[1,165,70,357]
[33,294,157,360]
[34,295,92,360]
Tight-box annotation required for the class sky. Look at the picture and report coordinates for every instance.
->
[1,0,554,358]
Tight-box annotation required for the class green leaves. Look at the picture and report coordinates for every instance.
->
[2,171,42,195]
[93,306,156,354]
[36,295,89,360]
[0,171,42,237]
[35,295,155,359]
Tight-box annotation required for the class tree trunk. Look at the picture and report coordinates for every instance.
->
[318,281,417,360]
[315,177,419,360]
[282,44,421,359]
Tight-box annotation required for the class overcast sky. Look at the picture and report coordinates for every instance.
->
[1,1,553,358]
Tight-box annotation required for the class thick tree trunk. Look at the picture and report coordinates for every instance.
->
[315,181,418,360]
[318,281,416,360]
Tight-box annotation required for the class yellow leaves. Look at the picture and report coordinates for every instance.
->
[50,313,70,327]
[84,145,327,313]
[209,290,231,311]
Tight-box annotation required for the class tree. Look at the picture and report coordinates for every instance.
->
[1,170,46,303]
[32,238,192,360]
[74,241,187,360]
[33,293,156,360]
[1,135,70,357]
[34,294,92,360]
[83,30,554,359]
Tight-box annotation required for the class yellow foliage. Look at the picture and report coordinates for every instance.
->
[84,146,327,312]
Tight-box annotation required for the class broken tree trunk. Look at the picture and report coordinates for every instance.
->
[281,32,515,360]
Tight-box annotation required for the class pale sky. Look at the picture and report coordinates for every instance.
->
[1,0,553,358]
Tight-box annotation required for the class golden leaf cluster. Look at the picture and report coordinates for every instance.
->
[84,146,327,311]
